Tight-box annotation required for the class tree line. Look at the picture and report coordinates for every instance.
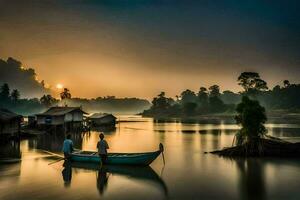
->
[0,83,150,115]
[142,72,300,117]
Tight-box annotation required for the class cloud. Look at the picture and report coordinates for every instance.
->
[0,57,50,98]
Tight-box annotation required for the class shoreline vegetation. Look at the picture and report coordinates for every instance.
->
[0,84,151,115]
[209,136,300,157]
[142,72,300,119]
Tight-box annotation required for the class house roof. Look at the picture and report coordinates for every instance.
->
[37,106,88,116]
[0,108,22,122]
[89,113,116,119]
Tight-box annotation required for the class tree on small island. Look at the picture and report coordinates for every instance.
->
[210,96,300,157]
[234,96,267,154]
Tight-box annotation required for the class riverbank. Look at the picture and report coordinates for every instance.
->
[209,137,300,157]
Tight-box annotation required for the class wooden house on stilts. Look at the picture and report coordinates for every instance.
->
[36,107,88,132]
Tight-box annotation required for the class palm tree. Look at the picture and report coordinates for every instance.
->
[60,88,71,100]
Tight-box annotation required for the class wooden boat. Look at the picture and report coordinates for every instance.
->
[70,143,164,166]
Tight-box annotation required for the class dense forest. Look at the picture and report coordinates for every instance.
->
[142,72,300,117]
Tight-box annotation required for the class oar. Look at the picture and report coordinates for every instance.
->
[35,149,64,158]
[159,143,165,165]
[34,149,65,165]
[48,157,65,165]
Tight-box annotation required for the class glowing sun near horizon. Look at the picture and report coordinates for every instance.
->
[56,83,63,89]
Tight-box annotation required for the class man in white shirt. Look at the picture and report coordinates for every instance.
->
[97,133,109,164]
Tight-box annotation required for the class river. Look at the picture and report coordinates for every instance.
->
[1,115,300,200]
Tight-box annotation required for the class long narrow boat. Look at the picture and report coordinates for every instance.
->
[70,143,164,166]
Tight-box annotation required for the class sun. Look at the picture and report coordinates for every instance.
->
[56,83,63,89]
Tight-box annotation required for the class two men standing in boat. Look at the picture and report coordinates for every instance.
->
[63,133,109,164]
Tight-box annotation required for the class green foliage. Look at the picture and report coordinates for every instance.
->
[197,87,209,111]
[180,89,197,104]
[11,89,20,101]
[40,94,57,107]
[0,83,45,115]
[143,86,228,117]
[235,96,267,145]
[221,90,241,104]
[209,96,226,112]
[183,102,197,115]
[147,92,175,116]
[0,83,10,100]
[238,72,268,95]
[208,85,220,97]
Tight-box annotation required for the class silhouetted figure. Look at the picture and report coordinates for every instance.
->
[62,160,72,187]
[97,168,109,195]
[62,134,74,160]
[97,133,109,164]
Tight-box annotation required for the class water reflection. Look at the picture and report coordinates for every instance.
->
[0,140,21,160]
[153,118,236,124]
[235,158,266,200]
[90,126,116,133]
[66,162,168,197]
[31,132,85,152]
[96,168,109,195]
[2,116,300,200]
[62,161,72,187]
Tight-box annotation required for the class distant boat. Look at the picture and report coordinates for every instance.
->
[70,144,164,166]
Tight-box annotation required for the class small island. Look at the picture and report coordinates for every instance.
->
[210,96,300,157]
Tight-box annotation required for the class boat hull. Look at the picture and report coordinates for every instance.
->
[70,151,161,166]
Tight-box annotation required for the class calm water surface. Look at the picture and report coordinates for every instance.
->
[1,116,300,200]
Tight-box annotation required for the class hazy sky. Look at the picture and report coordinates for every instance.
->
[1,0,300,99]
